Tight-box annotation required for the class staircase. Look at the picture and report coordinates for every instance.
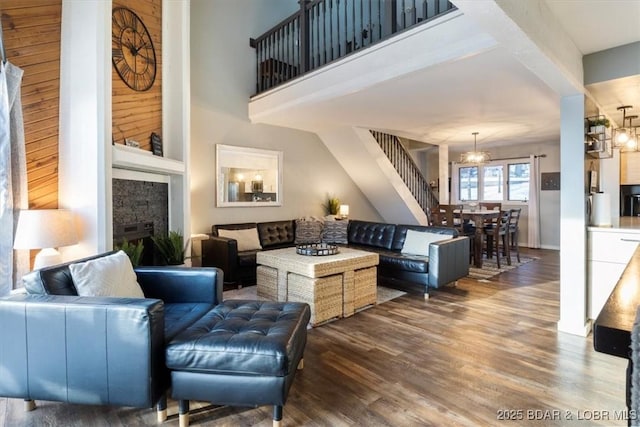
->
[370,131,438,220]
[316,127,432,225]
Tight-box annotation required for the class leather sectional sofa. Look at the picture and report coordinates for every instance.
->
[0,252,310,426]
[202,219,470,298]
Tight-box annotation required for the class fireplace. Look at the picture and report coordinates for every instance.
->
[112,178,169,265]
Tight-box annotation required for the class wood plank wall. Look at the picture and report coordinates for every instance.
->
[1,0,62,210]
[112,0,162,152]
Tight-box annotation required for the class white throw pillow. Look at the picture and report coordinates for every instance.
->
[218,228,263,252]
[69,251,145,298]
[401,229,453,256]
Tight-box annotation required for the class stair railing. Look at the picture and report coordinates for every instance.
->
[250,0,456,94]
[370,130,438,218]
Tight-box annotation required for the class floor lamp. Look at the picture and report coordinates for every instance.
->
[13,209,79,270]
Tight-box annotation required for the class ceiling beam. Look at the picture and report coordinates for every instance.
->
[452,0,584,96]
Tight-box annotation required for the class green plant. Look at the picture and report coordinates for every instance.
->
[324,196,340,215]
[152,230,187,265]
[589,117,610,128]
[115,239,144,267]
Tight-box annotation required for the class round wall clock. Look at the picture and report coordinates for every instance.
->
[112,7,157,91]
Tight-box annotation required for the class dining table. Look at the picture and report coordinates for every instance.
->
[461,210,501,268]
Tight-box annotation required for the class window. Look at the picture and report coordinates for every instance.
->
[453,159,531,203]
[458,166,478,201]
[508,163,530,201]
[482,165,504,201]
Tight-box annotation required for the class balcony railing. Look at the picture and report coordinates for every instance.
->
[250,0,456,95]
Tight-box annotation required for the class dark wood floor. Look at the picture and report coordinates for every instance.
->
[0,248,628,426]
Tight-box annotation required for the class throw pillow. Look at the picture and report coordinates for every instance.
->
[401,229,453,257]
[321,220,349,244]
[218,227,262,252]
[69,250,145,298]
[295,218,324,244]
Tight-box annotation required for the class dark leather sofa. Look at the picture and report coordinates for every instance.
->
[0,252,222,415]
[202,220,296,286]
[0,252,310,426]
[202,219,470,298]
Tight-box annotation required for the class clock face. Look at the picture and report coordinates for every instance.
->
[112,7,156,91]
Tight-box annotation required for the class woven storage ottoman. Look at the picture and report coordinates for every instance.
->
[354,266,377,311]
[257,265,279,300]
[287,272,342,326]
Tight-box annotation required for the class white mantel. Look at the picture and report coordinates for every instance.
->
[112,144,185,176]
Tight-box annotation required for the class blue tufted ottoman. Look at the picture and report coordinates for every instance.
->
[166,300,310,427]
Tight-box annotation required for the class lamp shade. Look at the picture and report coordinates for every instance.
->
[13,209,78,250]
[339,204,350,217]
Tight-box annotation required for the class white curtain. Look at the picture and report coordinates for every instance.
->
[0,61,28,296]
[528,154,541,248]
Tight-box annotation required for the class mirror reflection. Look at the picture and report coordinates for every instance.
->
[216,144,283,207]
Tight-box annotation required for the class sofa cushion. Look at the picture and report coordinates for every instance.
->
[218,228,262,252]
[258,220,295,248]
[69,250,145,298]
[295,218,323,244]
[22,251,125,296]
[347,220,396,250]
[212,222,258,235]
[401,229,452,256]
[321,220,349,244]
[392,224,459,251]
[379,251,429,273]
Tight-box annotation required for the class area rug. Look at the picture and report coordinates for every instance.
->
[468,256,535,281]
[223,284,406,304]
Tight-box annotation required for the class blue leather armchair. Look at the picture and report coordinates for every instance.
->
[0,252,222,418]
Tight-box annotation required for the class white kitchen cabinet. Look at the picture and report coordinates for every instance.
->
[620,152,640,185]
[588,227,640,319]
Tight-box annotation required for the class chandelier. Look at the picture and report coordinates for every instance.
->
[620,115,638,151]
[613,105,638,148]
[460,132,491,164]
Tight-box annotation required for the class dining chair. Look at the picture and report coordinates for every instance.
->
[479,202,502,211]
[429,206,444,226]
[483,210,511,269]
[438,204,464,228]
[437,204,477,263]
[478,202,502,231]
[508,208,522,263]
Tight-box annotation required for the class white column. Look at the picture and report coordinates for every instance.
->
[439,144,449,203]
[58,0,111,260]
[557,94,590,336]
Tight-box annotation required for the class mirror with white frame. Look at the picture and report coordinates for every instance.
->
[216,144,283,207]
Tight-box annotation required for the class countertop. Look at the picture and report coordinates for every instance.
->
[589,216,640,232]
[593,245,640,358]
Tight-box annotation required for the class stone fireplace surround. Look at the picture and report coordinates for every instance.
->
[112,178,169,265]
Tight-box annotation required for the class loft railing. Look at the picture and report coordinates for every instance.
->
[251,0,456,94]
[370,130,438,218]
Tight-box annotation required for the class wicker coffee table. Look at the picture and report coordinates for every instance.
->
[256,247,379,326]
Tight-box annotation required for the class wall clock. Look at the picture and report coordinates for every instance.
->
[112,7,156,91]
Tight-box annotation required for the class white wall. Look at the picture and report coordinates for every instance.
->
[189,0,381,234]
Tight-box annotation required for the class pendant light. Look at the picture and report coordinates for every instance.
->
[614,105,633,147]
[621,115,639,152]
[460,132,491,164]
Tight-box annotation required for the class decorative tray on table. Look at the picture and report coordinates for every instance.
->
[296,243,339,256]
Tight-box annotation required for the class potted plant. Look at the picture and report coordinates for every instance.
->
[152,230,188,266]
[114,238,144,267]
[324,196,340,215]
[588,117,610,134]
